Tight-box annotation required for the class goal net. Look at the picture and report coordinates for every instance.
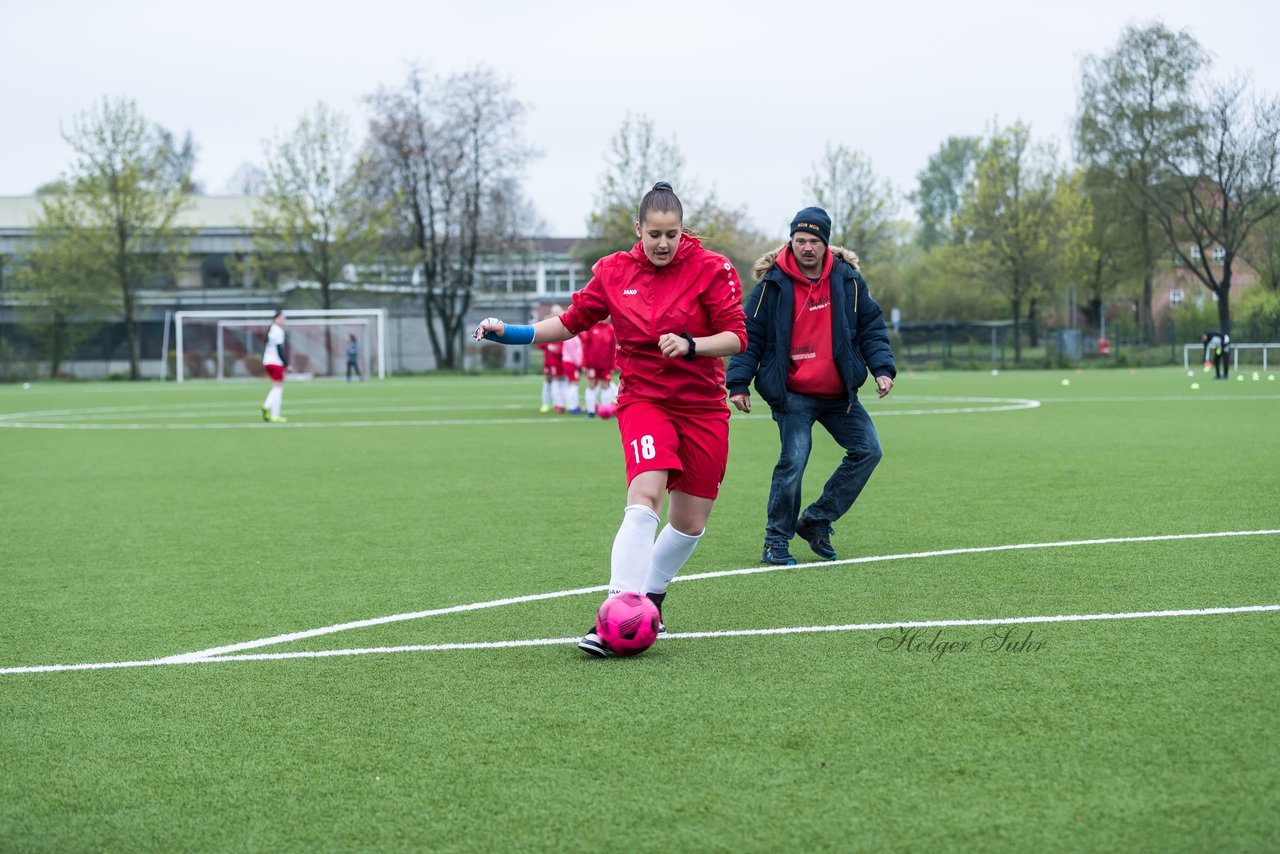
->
[173,309,387,382]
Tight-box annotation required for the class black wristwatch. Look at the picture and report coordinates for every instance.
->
[680,333,697,360]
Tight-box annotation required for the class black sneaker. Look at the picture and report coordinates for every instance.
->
[761,546,797,566]
[646,591,667,634]
[578,628,611,658]
[796,519,837,560]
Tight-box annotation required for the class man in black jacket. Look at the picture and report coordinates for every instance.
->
[726,207,896,565]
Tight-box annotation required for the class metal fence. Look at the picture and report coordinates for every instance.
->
[1182,342,1280,372]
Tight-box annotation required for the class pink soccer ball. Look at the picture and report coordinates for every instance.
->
[595,592,660,657]
[596,402,616,420]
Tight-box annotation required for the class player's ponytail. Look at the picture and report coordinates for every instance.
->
[638,182,683,226]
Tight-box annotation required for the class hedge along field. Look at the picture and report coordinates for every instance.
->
[1,369,1277,852]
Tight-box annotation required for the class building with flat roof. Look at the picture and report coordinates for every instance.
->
[0,195,595,377]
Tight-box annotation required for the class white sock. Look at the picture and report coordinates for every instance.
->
[554,379,566,409]
[609,505,660,593]
[541,382,552,407]
[263,386,281,415]
[566,383,579,411]
[586,387,598,414]
[608,382,618,405]
[271,387,283,418]
[643,525,703,595]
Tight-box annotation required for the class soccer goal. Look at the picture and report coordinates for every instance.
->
[173,309,387,382]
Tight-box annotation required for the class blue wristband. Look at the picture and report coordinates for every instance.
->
[484,324,534,345]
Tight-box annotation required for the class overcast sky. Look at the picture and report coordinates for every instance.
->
[3,0,1277,237]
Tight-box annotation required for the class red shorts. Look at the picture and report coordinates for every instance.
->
[562,363,580,383]
[586,366,614,383]
[615,399,729,500]
[265,364,285,382]
[542,359,562,380]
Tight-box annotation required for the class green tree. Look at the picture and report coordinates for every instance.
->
[911,136,981,250]
[14,191,115,377]
[38,97,194,379]
[1078,167,1143,330]
[1077,21,1207,343]
[943,123,1068,362]
[248,103,390,373]
[1050,169,1100,334]
[806,144,897,271]
[896,242,1002,323]
[683,197,770,286]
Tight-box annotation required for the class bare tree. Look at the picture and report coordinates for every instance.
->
[447,67,537,347]
[249,103,387,373]
[584,115,688,260]
[1148,77,1280,334]
[582,114,766,276]
[366,66,535,369]
[1241,199,1280,291]
[806,144,898,270]
[222,162,266,195]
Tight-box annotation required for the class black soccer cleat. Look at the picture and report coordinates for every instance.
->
[796,518,837,560]
[578,629,611,658]
[645,591,666,634]
[761,546,798,566]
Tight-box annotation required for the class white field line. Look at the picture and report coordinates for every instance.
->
[5,391,1278,430]
[2,528,1277,677]
[204,604,1280,661]
[0,396,1041,429]
[0,417,612,430]
[0,398,515,419]
[676,528,1280,583]
[1042,394,1280,403]
[9,404,538,422]
[3,604,1277,675]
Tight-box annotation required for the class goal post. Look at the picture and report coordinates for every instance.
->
[173,309,387,382]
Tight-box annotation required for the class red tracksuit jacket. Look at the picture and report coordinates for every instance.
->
[560,235,747,411]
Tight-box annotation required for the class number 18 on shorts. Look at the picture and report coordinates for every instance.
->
[615,400,729,501]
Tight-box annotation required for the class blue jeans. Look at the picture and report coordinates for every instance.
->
[765,391,882,548]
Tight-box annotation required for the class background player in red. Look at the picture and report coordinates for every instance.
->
[535,314,564,413]
[474,182,747,656]
[560,331,585,414]
[583,318,618,417]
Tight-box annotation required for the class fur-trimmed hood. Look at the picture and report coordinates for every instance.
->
[752,244,860,281]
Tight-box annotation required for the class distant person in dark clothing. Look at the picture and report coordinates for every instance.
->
[1202,330,1230,380]
[346,334,363,382]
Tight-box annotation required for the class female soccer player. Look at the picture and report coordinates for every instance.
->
[582,318,618,417]
[474,182,747,656]
[261,310,289,423]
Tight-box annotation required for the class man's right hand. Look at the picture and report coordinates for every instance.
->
[729,393,751,413]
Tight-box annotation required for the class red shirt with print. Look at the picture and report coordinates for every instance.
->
[777,246,844,398]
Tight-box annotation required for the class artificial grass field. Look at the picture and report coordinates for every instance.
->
[1,368,1277,852]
